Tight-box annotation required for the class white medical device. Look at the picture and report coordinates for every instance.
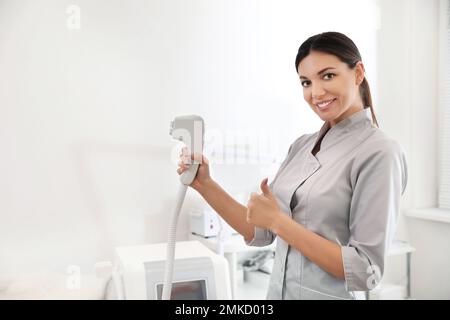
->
[169,115,204,185]
[112,240,231,300]
[109,115,231,300]
[190,208,238,238]
[161,115,205,300]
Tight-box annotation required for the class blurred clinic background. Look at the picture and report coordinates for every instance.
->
[0,0,449,299]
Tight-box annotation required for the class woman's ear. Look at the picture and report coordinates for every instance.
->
[355,61,365,85]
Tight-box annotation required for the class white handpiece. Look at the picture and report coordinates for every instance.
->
[169,115,204,185]
[180,163,200,186]
[163,115,204,300]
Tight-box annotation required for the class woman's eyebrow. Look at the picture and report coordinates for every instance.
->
[299,67,336,80]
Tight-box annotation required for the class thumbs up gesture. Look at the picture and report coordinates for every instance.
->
[246,178,283,231]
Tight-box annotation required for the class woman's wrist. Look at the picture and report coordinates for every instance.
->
[193,177,215,195]
[269,210,288,235]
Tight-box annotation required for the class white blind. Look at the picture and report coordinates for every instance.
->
[439,0,450,209]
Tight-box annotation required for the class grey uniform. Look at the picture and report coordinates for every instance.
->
[246,108,408,300]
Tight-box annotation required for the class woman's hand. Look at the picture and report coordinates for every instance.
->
[177,146,212,191]
[246,178,283,231]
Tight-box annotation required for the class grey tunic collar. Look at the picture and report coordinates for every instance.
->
[316,107,373,151]
[277,107,376,216]
[309,107,375,165]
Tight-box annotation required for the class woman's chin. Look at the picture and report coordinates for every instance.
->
[315,113,335,123]
[312,106,336,121]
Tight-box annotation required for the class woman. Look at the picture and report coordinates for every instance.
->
[177,32,408,300]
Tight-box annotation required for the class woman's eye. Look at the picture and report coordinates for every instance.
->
[323,73,336,80]
[301,81,311,88]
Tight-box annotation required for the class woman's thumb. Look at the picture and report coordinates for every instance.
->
[260,178,273,198]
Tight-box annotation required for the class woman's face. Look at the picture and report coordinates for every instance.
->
[297,50,365,127]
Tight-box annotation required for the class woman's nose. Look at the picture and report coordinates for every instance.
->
[311,83,326,99]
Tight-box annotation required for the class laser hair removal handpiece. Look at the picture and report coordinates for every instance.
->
[163,115,204,300]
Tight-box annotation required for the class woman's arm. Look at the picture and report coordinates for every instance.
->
[271,215,345,279]
[247,178,344,279]
[177,149,254,242]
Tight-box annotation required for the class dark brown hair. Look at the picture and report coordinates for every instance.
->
[295,32,379,127]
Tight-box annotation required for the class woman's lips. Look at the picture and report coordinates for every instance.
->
[316,98,336,111]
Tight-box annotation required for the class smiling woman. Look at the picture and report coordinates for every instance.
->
[180,31,408,300]
[0,0,385,300]
[243,32,406,299]
[296,32,379,129]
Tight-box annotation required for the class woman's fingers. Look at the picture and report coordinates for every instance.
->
[180,147,189,158]
[177,160,191,175]
[178,160,191,170]
[178,160,190,167]
[177,147,196,176]
[179,148,192,165]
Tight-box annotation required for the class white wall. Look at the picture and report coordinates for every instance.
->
[0,0,379,281]
[1,0,447,300]
[376,0,450,299]
[406,0,450,300]
[2,0,448,300]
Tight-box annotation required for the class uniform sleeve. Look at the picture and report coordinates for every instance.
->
[341,141,408,292]
[245,135,308,247]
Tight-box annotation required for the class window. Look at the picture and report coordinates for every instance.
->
[438,0,450,209]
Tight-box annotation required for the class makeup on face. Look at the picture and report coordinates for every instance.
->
[298,51,361,124]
